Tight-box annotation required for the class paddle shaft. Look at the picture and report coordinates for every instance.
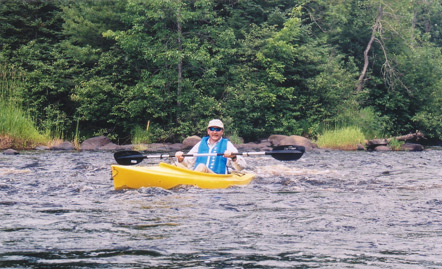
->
[138,151,276,159]
[114,146,305,165]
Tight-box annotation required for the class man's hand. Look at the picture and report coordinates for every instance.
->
[223,150,237,161]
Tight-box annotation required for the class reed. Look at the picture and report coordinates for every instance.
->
[131,122,151,145]
[316,126,366,150]
[388,138,404,151]
[319,107,386,140]
[0,101,50,149]
[1,62,48,148]
[0,63,24,102]
[73,118,81,149]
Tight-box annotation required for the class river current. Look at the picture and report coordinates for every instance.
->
[0,148,441,268]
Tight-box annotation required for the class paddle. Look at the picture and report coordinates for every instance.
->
[114,145,305,165]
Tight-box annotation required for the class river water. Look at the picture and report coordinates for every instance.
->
[0,149,441,268]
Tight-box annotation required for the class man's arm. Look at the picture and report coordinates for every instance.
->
[175,142,200,168]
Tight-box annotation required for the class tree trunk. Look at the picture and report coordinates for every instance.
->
[177,10,183,109]
[356,4,383,92]
[392,131,426,142]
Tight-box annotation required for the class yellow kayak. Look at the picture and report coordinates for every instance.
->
[111,162,255,190]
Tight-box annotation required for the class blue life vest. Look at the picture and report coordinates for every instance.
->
[194,137,228,174]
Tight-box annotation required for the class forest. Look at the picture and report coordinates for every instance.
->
[1,0,441,145]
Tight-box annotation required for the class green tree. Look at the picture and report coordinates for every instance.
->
[358,0,442,137]
[61,0,133,138]
[0,1,75,136]
[1,0,440,144]
[226,7,357,140]
[104,0,238,140]
[303,0,441,138]
[0,0,62,52]
[399,44,442,140]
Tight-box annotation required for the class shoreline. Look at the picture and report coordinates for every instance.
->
[2,134,439,155]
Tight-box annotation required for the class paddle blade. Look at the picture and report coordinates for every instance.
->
[114,151,145,165]
[268,145,305,161]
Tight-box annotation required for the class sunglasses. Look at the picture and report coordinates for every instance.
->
[208,127,223,132]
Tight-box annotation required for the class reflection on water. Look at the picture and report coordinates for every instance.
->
[0,149,441,267]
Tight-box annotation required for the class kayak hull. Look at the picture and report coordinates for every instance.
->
[111,162,255,190]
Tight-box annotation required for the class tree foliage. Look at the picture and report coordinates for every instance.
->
[1,0,441,142]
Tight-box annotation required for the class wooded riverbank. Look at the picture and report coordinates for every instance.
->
[1,0,441,147]
[2,132,434,155]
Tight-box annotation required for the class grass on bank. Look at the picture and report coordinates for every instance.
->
[0,101,50,149]
[388,137,404,151]
[316,126,366,150]
[130,122,151,151]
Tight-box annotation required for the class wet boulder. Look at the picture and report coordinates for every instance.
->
[270,134,317,151]
[357,144,366,151]
[366,139,389,151]
[236,141,272,151]
[3,149,19,155]
[268,135,289,147]
[98,142,121,150]
[400,143,424,151]
[374,145,391,151]
[166,143,182,152]
[182,136,201,150]
[50,141,75,150]
[146,143,175,152]
[81,136,111,150]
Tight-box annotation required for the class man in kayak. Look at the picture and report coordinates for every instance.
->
[175,119,246,174]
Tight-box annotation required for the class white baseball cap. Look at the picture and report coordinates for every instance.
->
[207,119,224,129]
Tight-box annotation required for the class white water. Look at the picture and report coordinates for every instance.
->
[1,149,441,267]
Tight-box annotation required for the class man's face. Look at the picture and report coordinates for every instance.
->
[207,127,224,142]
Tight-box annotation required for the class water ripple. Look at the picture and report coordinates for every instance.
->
[0,149,441,267]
